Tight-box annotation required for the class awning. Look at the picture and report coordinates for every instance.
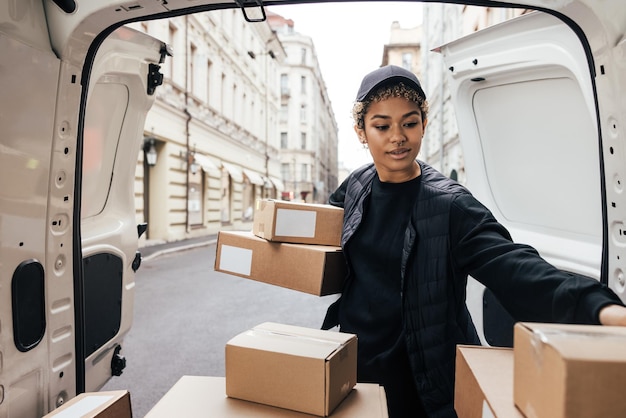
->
[270,176,285,191]
[193,154,220,174]
[242,168,265,186]
[221,162,244,182]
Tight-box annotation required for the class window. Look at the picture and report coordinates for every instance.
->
[300,48,307,65]
[301,163,308,181]
[220,73,226,112]
[300,76,306,94]
[189,43,197,94]
[280,74,289,95]
[281,132,288,149]
[402,52,413,70]
[300,132,306,150]
[188,161,205,227]
[206,60,212,104]
[280,104,288,122]
[300,104,306,122]
[167,23,178,80]
[281,163,291,181]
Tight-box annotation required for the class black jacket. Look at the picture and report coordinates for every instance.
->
[324,161,621,417]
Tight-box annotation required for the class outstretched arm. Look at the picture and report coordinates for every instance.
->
[599,304,626,326]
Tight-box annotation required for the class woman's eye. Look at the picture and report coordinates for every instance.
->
[374,125,389,131]
[404,122,419,128]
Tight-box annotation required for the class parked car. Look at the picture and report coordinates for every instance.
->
[0,0,623,416]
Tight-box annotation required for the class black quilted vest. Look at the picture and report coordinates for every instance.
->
[325,161,481,418]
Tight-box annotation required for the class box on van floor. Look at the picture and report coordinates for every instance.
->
[214,230,346,296]
[513,322,626,418]
[454,345,523,418]
[252,199,343,246]
[225,322,357,416]
[43,390,131,418]
[145,376,388,418]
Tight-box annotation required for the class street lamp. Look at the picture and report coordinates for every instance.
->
[143,137,158,166]
[180,144,199,175]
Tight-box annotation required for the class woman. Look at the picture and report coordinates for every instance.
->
[323,65,626,418]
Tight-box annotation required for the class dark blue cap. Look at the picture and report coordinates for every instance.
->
[356,65,426,102]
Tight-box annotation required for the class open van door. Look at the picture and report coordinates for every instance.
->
[0,6,166,412]
[79,26,166,393]
[437,10,625,346]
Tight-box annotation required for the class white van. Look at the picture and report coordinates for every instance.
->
[0,0,623,416]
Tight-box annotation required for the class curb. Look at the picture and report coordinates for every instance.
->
[141,238,218,262]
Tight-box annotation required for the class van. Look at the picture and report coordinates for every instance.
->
[0,0,623,415]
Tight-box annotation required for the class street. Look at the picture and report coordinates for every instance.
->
[101,242,338,417]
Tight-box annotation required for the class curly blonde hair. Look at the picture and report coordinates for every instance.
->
[352,82,429,129]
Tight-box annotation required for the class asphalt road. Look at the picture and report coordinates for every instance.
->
[101,242,339,417]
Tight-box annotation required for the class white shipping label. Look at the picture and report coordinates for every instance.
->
[219,245,253,276]
[275,208,317,237]
[52,395,115,418]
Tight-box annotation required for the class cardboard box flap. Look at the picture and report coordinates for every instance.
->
[518,322,626,361]
[228,323,356,360]
[255,322,355,345]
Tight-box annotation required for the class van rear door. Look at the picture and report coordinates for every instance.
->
[78,26,165,393]
[438,10,622,345]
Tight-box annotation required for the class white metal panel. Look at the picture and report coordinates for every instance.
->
[440,12,602,276]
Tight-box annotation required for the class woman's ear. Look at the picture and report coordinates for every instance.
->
[354,125,366,144]
[422,118,428,131]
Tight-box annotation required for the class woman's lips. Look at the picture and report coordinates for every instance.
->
[388,148,410,158]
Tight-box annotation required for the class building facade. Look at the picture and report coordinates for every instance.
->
[129,9,337,245]
[268,12,339,203]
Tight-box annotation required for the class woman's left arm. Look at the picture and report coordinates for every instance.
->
[599,304,626,326]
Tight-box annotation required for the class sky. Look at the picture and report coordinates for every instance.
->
[266,2,424,171]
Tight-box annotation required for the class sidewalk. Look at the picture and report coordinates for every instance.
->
[140,234,218,261]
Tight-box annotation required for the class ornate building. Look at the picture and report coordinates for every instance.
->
[268,11,339,203]
[129,9,338,245]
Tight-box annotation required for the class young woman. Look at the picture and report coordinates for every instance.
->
[323,65,626,418]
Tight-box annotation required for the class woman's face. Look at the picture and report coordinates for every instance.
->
[355,96,427,182]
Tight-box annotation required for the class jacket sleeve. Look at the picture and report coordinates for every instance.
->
[449,193,623,324]
[328,175,348,208]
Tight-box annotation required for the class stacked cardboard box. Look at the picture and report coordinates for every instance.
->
[225,322,358,416]
[454,323,626,418]
[214,199,346,296]
[145,376,388,417]
[143,323,387,417]
[252,199,343,246]
[513,322,626,418]
[212,201,381,415]
[43,390,132,418]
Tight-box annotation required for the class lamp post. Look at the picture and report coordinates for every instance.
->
[143,137,158,166]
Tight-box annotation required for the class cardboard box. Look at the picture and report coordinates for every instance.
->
[214,230,346,296]
[43,390,131,418]
[513,322,626,418]
[454,345,523,418]
[225,322,357,416]
[253,199,343,246]
[145,376,387,418]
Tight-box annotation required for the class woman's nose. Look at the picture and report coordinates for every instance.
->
[391,128,406,145]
